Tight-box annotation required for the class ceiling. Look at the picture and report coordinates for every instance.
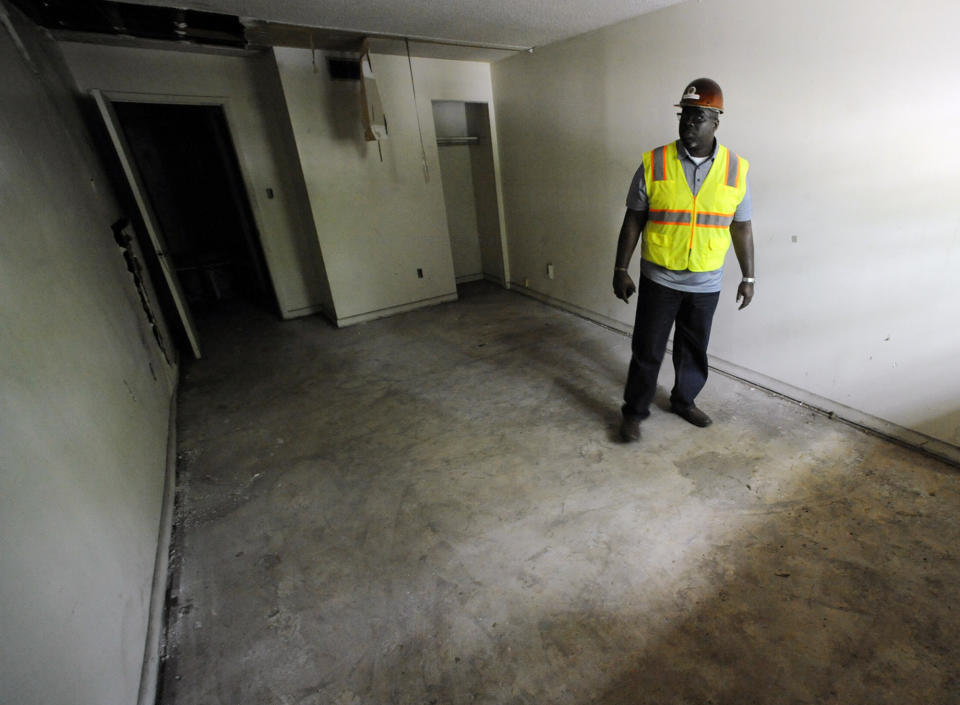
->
[21,0,686,61]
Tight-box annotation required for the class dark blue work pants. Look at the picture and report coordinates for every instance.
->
[622,276,720,419]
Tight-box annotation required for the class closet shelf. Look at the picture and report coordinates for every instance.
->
[437,136,480,146]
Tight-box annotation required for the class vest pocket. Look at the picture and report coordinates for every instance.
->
[646,231,670,246]
[707,233,730,250]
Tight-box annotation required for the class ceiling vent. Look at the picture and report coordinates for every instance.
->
[326,57,362,81]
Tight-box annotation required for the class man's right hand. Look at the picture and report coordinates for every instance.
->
[613,269,636,302]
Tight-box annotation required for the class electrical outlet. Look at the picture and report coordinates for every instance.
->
[547,263,555,279]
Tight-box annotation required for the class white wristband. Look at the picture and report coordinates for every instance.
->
[741,277,755,284]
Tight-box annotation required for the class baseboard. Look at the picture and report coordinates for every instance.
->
[705,355,960,468]
[137,389,179,705]
[508,282,633,336]
[455,273,484,284]
[335,292,458,328]
[280,302,327,320]
[510,282,960,468]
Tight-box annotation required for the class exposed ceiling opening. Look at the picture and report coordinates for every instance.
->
[7,0,523,59]
[9,0,685,61]
[8,0,248,48]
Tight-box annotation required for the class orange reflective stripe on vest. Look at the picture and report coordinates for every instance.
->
[640,141,749,272]
[725,149,741,188]
[648,208,692,225]
[696,211,735,228]
[651,145,669,182]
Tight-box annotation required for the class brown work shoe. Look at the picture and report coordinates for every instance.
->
[670,403,712,428]
[619,415,642,442]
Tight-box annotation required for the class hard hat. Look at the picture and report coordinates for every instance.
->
[674,78,724,113]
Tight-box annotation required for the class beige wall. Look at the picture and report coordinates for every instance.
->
[492,0,960,448]
[59,41,332,319]
[0,9,176,705]
[274,50,506,325]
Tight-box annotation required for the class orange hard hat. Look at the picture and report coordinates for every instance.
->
[674,78,724,113]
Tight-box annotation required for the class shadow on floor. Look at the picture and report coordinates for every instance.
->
[163,284,960,705]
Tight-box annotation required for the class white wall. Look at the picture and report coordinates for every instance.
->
[59,41,333,320]
[433,99,469,137]
[0,8,176,705]
[274,50,507,325]
[492,0,960,448]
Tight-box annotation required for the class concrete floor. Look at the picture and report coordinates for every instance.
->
[161,282,960,705]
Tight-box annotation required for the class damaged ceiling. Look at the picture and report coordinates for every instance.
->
[9,0,684,60]
[7,0,248,48]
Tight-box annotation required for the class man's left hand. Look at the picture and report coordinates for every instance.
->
[736,282,754,310]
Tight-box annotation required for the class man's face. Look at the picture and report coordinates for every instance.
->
[678,107,719,156]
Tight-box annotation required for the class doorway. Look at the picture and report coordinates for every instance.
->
[111,101,277,355]
[432,101,505,286]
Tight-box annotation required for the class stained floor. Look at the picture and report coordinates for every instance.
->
[161,282,960,705]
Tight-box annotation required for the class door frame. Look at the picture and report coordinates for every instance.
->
[93,88,203,358]
[95,91,285,323]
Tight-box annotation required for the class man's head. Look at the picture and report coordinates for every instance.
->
[674,78,723,157]
[678,106,719,156]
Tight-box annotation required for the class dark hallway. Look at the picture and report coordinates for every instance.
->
[114,102,277,349]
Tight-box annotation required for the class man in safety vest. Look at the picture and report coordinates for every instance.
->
[613,78,755,442]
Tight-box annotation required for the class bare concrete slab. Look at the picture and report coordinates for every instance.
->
[161,283,960,705]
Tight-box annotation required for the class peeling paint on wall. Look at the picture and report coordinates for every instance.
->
[112,218,171,369]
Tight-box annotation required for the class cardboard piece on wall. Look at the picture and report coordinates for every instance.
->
[359,43,387,143]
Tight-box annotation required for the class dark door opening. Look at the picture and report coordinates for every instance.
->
[113,102,277,348]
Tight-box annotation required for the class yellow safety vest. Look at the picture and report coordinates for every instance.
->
[640,141,749,272]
